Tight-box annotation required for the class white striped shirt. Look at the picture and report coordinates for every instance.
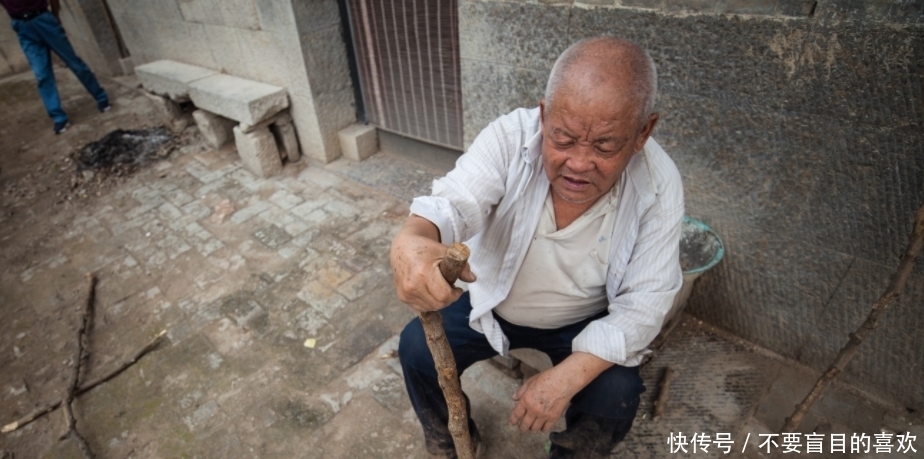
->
[410,107,684,367]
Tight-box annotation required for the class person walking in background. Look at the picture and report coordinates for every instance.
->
[1,0,109,134]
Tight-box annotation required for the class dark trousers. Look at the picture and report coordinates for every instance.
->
[398,292,646,458]
[11,11,108,124]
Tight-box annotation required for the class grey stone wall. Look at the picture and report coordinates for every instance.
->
[107,0,356,163]
[459,0,924,411]
[60,0,124,77]
[291,0,357,163]
[0,9,30,77]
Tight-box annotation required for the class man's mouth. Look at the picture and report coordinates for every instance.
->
[561,175,592,189]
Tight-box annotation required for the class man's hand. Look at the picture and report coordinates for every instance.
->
[390,215,476,312]
[509,352,614,432]
[509,367,576,432]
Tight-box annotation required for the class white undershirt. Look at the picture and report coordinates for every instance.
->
[493,185,618,329]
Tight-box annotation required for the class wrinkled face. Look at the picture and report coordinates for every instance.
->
[540,93,654,206]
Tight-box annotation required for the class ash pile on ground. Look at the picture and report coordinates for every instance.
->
[61,126,182,202]
[74,127,174,172]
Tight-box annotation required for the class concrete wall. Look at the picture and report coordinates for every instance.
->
[107,0,356,163]
[58,0,124,77]
[291,0,356,163]
[0,9,30,77]
[459,0,924,411]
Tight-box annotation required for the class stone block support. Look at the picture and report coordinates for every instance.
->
[192,110,236,149]
[338,124,378,162]
[141,91,189,133]
[271,113,300,163]
[233,126,283,178]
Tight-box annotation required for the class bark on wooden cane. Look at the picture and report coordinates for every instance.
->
[420,243,475,459]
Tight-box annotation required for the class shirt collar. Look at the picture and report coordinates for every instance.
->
[521,122,543,164]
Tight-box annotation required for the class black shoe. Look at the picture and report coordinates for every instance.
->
[54,121,70,134]
[98,101,111,113]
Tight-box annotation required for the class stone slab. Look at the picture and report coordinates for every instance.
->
[135,59,217,102]
[189,74,289,126]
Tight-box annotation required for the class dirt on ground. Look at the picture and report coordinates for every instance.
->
[1,72,174,270]
[0,70,183,459]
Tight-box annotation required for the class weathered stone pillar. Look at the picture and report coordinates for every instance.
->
[192,110,236,149]
[233,125,283,178]
[272,112,301,163]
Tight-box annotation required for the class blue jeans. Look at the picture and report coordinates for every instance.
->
[399,292,645,458]
[11,11,108,124]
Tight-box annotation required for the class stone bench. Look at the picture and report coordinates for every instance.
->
[135,59,299,178]
[135,60,216,102]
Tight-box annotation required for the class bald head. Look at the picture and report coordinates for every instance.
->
[544,37,657,127]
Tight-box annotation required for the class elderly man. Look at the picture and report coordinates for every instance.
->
[390,36,684,458]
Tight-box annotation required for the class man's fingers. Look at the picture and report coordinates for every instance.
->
[541,418,556,433]
[459,263,477,283]
[508,404,526,426]
[513,380,530,400]
[518,414,537,432]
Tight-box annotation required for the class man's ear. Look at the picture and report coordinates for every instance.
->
[634,113,659,153]
[539,99,546,126]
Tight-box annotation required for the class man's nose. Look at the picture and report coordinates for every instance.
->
[565,146,596,172]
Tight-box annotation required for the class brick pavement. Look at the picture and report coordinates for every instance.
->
[1,72,921,459]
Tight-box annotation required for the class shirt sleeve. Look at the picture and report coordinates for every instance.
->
[409,115,520,244]
[572,167,685,366]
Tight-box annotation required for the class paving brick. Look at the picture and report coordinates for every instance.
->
[252,225,293,249]
[276,243,302,259]
[229,201,273,225]
[297,166,343,189]
[229,168,262,192]
[335,266,389,301]
[163,187,196,207]
[269,189,304,210]
[296,280,348,319]
[294,301,330,336]
[289,199,326,221]
[110,212,157,237]
[156,234,192,260]
[322,199,362,219]
[157,202,184,221]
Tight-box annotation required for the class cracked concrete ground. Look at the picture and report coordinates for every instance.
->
[1,70,922,459]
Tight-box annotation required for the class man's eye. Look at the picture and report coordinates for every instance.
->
[553,140,573,148]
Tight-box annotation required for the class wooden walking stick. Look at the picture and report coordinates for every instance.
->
[419,242,476,459]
